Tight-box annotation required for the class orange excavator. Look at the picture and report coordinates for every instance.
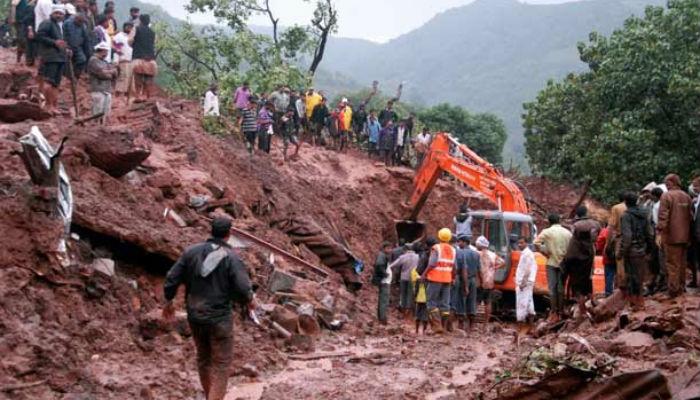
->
[396,132,604,301]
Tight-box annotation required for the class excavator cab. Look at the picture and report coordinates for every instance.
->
[469,211,536,284]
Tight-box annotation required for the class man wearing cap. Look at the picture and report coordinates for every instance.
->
[657,173,693,298]
[475,235,504,327]
[163,217,254,400]
[87,41,117,123]
[36,4,68,115]
[421,228,457,333]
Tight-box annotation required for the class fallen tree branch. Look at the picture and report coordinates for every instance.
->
[0,380,46,392]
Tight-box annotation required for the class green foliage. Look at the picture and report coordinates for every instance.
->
[155,21,309,103]
[419,103,508,165]
[201,116,230,136]
[524,0,700,202]
[318,0,666,166]
[155,0,335,103]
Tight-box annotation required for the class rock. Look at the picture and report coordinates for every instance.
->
[271,306,298,333]
[297,302,314,317]
[552,343,566,358]
[268,269,297,293]
[92,258,115,277]
[285,334,314,353]
[84,127,151,178]
[0,99,52,123]
[239,363,260,378]
[189,195,209,208]
[614,331,655,349]
[320,294,335,310]
[298,314,321,336]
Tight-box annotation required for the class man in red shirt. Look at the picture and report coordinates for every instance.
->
[596,222,614,296]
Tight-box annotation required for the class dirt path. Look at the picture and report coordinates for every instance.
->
[223,322,514,400]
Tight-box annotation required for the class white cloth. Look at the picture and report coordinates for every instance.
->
[96,26,112,62]
[203,90,220,116]
[295,98,305,118]
[652,200,660,226]
[515,247,537,322]
[416,133,431,146]
[113,32,133,63]
[397,126,406,146]
[381,261,393,285]
[34,0,53,30]
[476,236,489,248]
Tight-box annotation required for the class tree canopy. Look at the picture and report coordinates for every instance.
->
[523,0,700,202]
[155,0,338,100]
[419,103,508,165]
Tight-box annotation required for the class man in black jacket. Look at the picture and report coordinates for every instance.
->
[372,242,393,324]
[620,191,654,310]
[36,5,68,115]
[163,217,254,400]
[130,14,156,100]
[64,11,91,78]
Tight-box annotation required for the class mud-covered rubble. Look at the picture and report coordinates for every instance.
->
[471,293,700,399]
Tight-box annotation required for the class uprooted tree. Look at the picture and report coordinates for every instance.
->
[523,0,700,202]
[155,0,338,99]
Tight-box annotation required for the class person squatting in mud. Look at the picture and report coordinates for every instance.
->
[163,217,255,400]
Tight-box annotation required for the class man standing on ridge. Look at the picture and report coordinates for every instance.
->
[421,228,456,333]
[619,191,654,310]
[657,173,692,298]
[163,217,254,400]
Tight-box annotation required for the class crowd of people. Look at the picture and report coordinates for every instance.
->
[373,173,700,339]
[203,82,428,164]
[11,0,157,120]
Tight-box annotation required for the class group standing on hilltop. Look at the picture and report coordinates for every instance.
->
[203,82,424,165]
[11,0,157,120]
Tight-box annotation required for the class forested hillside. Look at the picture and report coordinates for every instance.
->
[319,0,666,165]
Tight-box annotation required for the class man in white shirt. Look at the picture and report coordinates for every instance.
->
[515,238,537,342]
[34,0,54,31]
[203,83,220,117]
[113,22,133,96]
[414,127,432,169]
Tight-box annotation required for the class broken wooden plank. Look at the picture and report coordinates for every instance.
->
[288,351,353,361]
[230,226,329,278]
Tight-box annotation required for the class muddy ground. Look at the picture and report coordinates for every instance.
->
[0,47,698,400]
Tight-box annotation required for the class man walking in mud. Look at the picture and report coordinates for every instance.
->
[163,217,254,400]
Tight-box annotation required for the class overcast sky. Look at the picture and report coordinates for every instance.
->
[142,0,581,43]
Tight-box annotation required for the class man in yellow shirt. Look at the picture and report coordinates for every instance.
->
[534,213,572,322]
[305,88,322,120]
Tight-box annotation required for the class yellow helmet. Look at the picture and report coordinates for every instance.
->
[438,228,452,243]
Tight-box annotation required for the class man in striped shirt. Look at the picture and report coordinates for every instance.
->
[240,97,258,155]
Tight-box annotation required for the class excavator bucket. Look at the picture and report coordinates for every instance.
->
[395,220,426,244]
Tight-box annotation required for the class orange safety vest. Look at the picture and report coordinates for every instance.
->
[426,243,456,283]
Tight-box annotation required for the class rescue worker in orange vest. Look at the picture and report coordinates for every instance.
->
[420,228,456,334]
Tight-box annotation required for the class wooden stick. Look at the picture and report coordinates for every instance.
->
[0,380,46,392]
[288,351,353,361]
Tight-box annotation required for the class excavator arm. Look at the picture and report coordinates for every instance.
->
[407,132,528,221]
